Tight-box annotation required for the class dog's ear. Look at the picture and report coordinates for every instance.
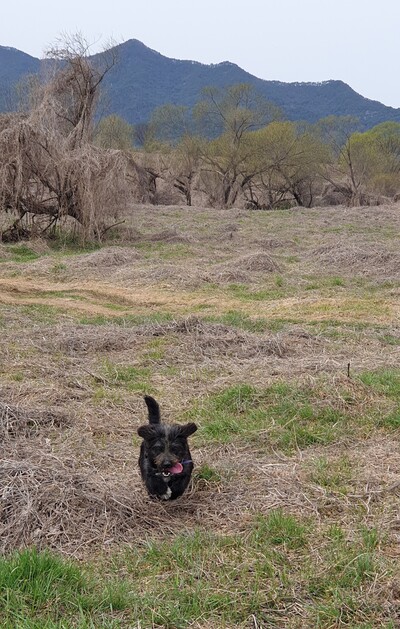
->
[137,425,157,440]
[178,422,198,438]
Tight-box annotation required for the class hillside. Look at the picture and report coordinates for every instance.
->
[0,46,40,110]
[1,39,400,129]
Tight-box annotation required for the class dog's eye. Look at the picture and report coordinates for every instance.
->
[170,444,184,455]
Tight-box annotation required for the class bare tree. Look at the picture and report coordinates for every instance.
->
[314,116,363,206]
[0,34,152,241]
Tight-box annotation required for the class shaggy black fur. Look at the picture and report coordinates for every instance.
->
[137,396,197,500]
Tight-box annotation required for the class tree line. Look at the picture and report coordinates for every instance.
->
[1,38,399,243]
[96,86,400,210]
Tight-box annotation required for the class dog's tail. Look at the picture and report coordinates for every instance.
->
[144,395,161,424]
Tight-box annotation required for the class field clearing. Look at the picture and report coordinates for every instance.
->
[1,203,400,627]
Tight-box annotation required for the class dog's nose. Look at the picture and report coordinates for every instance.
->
[163,460,173,469]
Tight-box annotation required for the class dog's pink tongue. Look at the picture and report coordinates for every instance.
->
[167,462,183,475]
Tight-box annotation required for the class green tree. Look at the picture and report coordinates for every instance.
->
[171,134,203,205]
[241,121,329,208]
[94,114,133,150]
[357,122,400,195]
[148,104,192,145]
[195,84,282,207]
[194,83,281,142]
[314,117,400,203]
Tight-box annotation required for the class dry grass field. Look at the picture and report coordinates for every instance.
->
[1,203,400,628]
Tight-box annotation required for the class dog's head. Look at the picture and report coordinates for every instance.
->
[137,421,197,476]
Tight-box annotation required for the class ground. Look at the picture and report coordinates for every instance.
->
[0,203,400,628]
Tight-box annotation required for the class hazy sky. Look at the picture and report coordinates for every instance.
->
[2,0,399,108]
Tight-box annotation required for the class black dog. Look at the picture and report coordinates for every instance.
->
[137,395,197,500]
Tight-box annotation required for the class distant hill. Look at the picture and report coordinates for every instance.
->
[0,46,40,109]
[1,39,400,130]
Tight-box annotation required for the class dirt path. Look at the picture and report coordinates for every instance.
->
[0,276,399,324]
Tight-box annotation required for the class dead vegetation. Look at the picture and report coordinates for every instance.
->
[311,243,400,278]
[0,413,399,555]
[0,202,400,626]
[0,401,71,439]
[0,36,153,243]
[232,252,280,272]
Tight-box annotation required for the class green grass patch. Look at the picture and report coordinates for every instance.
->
[377,408,400,429]
[226,283,286,301]
[47,231,101,254]
[0,522,393,628]
[34,290,85,301]
[111,521,310,626]
[185,382,351,451]
[250,510,309,550]
[207,311,325,333]
[308,455,354,494]
[308,526,387,626]
[305,275,346,290]
[101,302,127,311]
[357,369,400,429]
[194,463,222,484]
[205,310,273,333]
[49,261,68,275]
[92,385,124,405]
[380,334,400,346]
[142,337,167,362]
[134,241,193,260]
[359,369,400,399]
[20,304,64,324]
[6,245,41,263]
[0,548,129,627]
[101,360,153,394]
[9,371,24,383]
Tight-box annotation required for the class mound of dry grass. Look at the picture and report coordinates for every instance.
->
[0,446,141,553]
[144,228,190,244]
[311,243,400,277]
[130,265,251,289]
[35,317,324,365]
[38,324,141,354]
[14,246,142,279]
[119,315,316,362]
[201,268,251,285]
[254,237,296,250]
[0,439,324,554]
[117,263,201,287]
[223,252,280,273]
[0,401,71,439]
[164,316,289,359]
[66,246,141,270]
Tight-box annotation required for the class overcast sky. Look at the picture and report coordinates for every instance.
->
[2,0,399,108]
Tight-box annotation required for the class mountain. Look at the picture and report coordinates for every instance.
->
[0,46,40,109]
[1,39,400,129]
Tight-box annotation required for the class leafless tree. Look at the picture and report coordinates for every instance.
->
[0,34,152,242]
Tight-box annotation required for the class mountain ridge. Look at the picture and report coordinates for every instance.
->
[1,38,399,129]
